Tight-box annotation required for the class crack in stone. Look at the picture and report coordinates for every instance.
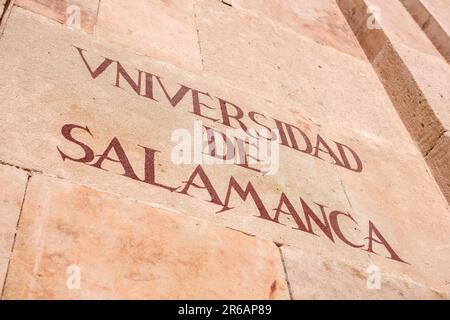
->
[93,0,101,33]
[424,129,447,158]
[96,0,102,16]
[193,0,204,71]
[221,0,233,7]
[340,179,353,210]
[0,172,30,299]
[278,246,294,300]
[0,162,296,299]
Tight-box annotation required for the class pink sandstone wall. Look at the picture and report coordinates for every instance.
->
[0,0,449,299]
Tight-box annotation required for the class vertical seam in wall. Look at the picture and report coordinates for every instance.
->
[1,172,31,299]
[340,180,353,210]
[278,245,293,300]
[193,0,204,71]
[96,0,101,16]
[93,0,101,33]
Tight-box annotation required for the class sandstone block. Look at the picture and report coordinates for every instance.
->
[224,0,366,60]
[281,246,448,299]
[95,0,202,72]
[3,174,289,299]
[337,128,450,291]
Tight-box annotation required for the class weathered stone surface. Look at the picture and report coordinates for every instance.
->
[0,165,28,294]
[3,174,289,299]
[197,0,413,146]
[0,4,449,299]
[426,132,450,202]
[401,0,450,63]
[95,0,202,72]
[338,0,450,203]
[15,0,99,32]
[374,43,449,150]
[421,0,450,33]
[282,246,449,299]
[0,5,449,271]
[337,131,450,291]
[371,42,450,204]
[338,0,442,60]
[0,7,370,266]
[224,0,366,60]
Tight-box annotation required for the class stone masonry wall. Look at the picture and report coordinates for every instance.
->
[0,0,449,299]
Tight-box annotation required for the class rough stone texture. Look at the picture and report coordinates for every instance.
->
[282,246,449,299]
[401,0,450,63]
[15,0,99,33]
[371,42,450,203]
[3,174,289,299]
[223,0,366,60]
[338,0,450,203]
[426,132,450,201]
[0,165,28,294]
[95,0,202,72]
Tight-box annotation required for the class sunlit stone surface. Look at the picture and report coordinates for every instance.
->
[0,0,448,299]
